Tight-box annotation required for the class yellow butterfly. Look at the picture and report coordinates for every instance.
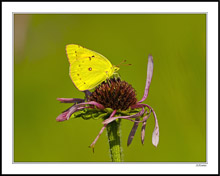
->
[66,44,120,91]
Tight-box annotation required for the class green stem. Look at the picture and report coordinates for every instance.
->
[106,119,122,162]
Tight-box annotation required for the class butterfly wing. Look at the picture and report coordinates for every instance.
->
[66,44,112,65]
[66,44,114,91]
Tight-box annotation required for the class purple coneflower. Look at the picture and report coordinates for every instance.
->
[56,55,159,157]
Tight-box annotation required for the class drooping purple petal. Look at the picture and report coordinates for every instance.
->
[66,106,86,120]
[56,106,86,122]
[57,101,104,122]
[56,111,70,122]
[57,98,85,103]
[142,104,159,147]
[127,117,140,146]
[76,101,105,109]
[102,107,145,125]
[139,54,154,103]
[141,110,151,145]
[89,110,117,150]
[105,115,147,123]
[130,103,143,109]
[152,110,159,147]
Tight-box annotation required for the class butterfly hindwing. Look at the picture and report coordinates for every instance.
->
[70,58,113,91]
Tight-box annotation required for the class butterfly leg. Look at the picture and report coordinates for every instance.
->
[112,72,121,79]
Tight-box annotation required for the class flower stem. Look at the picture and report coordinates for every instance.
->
[106,119,122,162]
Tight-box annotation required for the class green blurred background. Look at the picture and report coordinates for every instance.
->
[14,14,206,162]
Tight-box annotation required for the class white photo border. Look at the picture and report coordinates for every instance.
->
[2,1,218,174]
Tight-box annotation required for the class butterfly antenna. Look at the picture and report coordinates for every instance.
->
[117,60,132,67]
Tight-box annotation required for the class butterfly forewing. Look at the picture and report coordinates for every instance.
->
[66,44,112,65]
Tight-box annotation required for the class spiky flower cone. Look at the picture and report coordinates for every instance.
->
[88,78,137,111]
